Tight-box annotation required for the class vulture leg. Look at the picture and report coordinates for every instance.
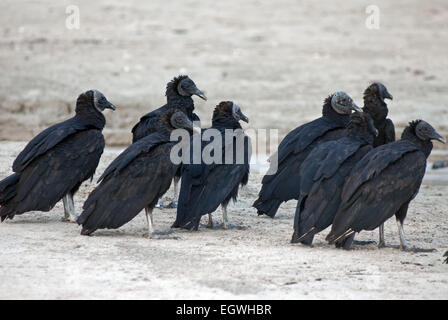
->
[145,207,154,239]
[207,214,213,228]
[222,205,229,229]
[62,193,77,223]
[395,202,410,250]
[396,219,409,251]
[378,223,386,248]
[62,196,69,221]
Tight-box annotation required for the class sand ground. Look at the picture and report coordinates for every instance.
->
[0,142,447,300]
[0,0,448,300]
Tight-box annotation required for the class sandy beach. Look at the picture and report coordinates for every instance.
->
[0,0,447,299]
[0,142,447,299]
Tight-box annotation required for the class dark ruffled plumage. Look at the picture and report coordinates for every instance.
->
[172,101,251,230]
[326,120,440,249]
[77,108,192,235]
[291,112,377,245]
[131,75,201,143]
[252,94,352,218]
[362,82,395,147]
[0,90,111,221]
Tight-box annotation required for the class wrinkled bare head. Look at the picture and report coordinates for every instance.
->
[161,109,199,134]
[411,120,445,143]
[331,91,362,114]
[91,90,116,112]
[364,82,393,101]
[76,89,115,114]
[167,75,207,100]
[213,101,249,123]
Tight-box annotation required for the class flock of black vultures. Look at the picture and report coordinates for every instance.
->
[0,75,446,256]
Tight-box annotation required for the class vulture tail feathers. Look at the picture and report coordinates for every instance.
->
[253,198,282,218]
[0,173,20,205]
[0,173,21,221]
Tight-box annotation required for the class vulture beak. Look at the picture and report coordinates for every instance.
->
[432,131,446,144]
[106,102,116,111]
[232,102,249,123]
[384,91,393,100]
[102,96,116,110]
[238,110,249,123]
[193,88,207,101]
[352,103,362,112]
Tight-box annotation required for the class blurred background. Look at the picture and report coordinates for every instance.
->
[0,0,447,159]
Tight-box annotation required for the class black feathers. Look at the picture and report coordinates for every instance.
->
[77,108,194,235]
[362,82,395,147]
[326,120,443,249]
[172,101,251,230]
[131,75,204,143]
[77,139,177,234]
[0,90,113,221]
[98,131,168,183]
[253,92,359,218]
[291,112,377,245]
[13,118,96,173]
[1,74,443,257]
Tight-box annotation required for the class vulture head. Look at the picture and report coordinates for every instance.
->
[167,75,207,100]
[330,91,362,114]
[410,120,445,143]
[213,101,249,123]
[76,89,115,114]
[161,109,201,134]
[363,82,393,102]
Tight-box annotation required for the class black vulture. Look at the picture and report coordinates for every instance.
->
[252,91,361,218]
[362,82,394,147]
[131,75,206,208]
[362,82,394,246]
[131,75,205,142]
[326,120,445,250]
[171,101,251,230]
[291,112,378,245]
[77,108,198,237]
[0,90,115,222]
